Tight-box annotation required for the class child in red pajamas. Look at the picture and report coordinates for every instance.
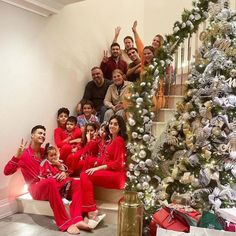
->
[54,107,70,149]
[83,122,110,170]
[4,125,91,234]
[39,143,72,199]
[80,115,127,222]
[66,122,100,176]
[59,116,82,163]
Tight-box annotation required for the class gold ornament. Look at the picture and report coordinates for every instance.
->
[212,126,221,136]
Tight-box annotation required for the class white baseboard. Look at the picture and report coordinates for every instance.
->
[0,198,18,219]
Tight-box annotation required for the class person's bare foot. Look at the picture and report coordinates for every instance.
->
[67,224,80,234]
[88,210,98,220]
[75,221,92,231]
[84,216,89,224]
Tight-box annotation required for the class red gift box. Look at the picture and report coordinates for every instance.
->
[149,207,191,236]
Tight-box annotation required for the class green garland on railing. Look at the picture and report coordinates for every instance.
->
[125,0,218,221]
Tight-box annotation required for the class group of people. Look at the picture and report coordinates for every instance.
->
[77,21,164,124]
[4,111,127,234]
[3,21,164,234]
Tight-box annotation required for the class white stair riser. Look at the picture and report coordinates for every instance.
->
[94,187,123,203]
[152,122,167,140]
[169,84,186,95]
[157,109,176,122]
[17,195,119,225]
[165,96,183,109]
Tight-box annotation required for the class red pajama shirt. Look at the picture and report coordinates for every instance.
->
[54,127,82,163]
[82,138,110,171]
[66,138,100,176]
[39,159,72,198]
[80,136,126,212]
[4,146,83,231]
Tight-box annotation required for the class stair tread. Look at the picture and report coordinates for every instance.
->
[153,121,166,124]
[164,95,184,98]
[96,200,118,210]
[159,108,176,111]
[17,193,119,207]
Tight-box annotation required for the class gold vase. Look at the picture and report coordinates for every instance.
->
[117,191,143,236]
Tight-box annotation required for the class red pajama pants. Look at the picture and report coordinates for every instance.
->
[60,144,76,163]
[29,178,83,231]
[66,151,85,176]
[80,170,125,212]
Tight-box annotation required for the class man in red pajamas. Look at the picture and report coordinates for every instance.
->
[4,125,90,234]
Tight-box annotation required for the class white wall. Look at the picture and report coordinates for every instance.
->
[143,0,193,45]
[0,0,144,207]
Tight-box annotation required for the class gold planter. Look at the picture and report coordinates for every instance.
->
[117,191,143,236]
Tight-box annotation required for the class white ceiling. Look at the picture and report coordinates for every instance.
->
[1,0,85,17]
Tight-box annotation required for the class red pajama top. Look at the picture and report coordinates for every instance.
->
[54,127,82,148]
[4,146,44,186]
[97,136,126,171]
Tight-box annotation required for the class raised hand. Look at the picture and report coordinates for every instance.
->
[102,50,109,63]
[16,138,28,158]
[115,26,121,37]
[86,132,91,142]
[132,20,138,33]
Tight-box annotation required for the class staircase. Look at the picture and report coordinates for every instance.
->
[16,74,187,226]
[152,74,187,139]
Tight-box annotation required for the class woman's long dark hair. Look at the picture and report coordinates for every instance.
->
[109,115,128,142]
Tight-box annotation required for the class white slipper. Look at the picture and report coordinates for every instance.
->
[87,214,106,229]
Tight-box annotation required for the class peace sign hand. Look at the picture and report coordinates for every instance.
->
[16,138,28,158]
[102,50,109,63]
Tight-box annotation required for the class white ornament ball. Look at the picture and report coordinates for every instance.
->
[136,183,142,190]
[142,182,149,190]
[145,159,153,167]
[137,192,144,199]
[143,134,150,142]
[194,13,201,20]
[138,135,142,139]
[230,151,236,160]
[132,132,138,139]
[140,82,146,87]
[174,26,180,33]
[139,150,147,159]
[129,163,134,171]
[128,118,136,126]
[136,97,143,104]
[134,170,140,176]
[190,111,197,118]
[139,161,146,169]
[139,128,144,133]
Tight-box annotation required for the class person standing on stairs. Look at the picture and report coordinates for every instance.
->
[80,115,127,227]
[3,125,91,234]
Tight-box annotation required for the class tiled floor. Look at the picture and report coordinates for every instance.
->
[0,213,117,236]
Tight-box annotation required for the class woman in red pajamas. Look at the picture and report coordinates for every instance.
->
[80,115,127,220]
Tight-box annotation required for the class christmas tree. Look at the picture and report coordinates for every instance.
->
[154,0,236,212]
[125,0,236,223]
